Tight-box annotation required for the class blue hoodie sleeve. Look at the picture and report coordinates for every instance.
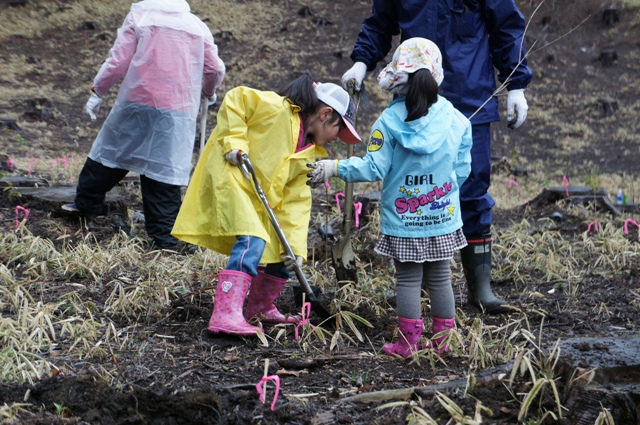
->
[485,0,533,90]
[337,119,394,182]
[350,0,400,71]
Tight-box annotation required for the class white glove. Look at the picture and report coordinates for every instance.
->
[306,160,338,188]
[282,254,303,273]
[225,149,242,166]
[341,62,368,92]
[506,89,528,129]
[85,93,103,121]
[206,94,217,106]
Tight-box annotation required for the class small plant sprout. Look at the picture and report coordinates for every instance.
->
[53,402,70,417]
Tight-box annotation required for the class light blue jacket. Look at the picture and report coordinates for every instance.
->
[338,96,472,238]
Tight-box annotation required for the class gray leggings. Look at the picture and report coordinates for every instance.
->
[395,260,455,319]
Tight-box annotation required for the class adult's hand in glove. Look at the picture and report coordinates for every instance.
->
[306,160,338,188]
[282,254,303,273]
[206,94,217,107]
[506,89,528,129]
[225,149,243,166]
[341,62,367,93]
[85,93,103,121]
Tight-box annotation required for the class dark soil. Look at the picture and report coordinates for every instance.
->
[1,0,639,424]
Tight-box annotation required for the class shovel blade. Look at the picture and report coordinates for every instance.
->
[331,236,357,284]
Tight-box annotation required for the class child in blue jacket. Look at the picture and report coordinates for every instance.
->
[308,38,472,357]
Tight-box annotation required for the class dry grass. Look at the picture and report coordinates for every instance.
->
[2,188,639,422]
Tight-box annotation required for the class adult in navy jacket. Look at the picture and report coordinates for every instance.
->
[342,0,533,314]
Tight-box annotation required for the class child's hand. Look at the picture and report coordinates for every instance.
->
[224,149,243,166]
[282,254,303,272]
[306,160,338,188]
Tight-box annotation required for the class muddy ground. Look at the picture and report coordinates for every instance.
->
[1,0,640,424]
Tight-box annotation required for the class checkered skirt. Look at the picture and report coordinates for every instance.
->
[375,229,467,262]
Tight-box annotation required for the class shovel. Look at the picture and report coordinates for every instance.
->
[198,97,208,157]
[238,153,334,325]
[331,89,361,284]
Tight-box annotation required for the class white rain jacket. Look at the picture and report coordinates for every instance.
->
[88,0,225,186]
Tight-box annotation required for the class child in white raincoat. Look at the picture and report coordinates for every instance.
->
[172,74,360,336]
[308,38,472,357]
[64,0,225,250]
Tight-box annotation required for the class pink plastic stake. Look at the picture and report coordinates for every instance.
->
[562,176,569,197]
[6,157,14,170]
[15,206,30,228]
[335,192,345,212]
[508,179,520,195]
[256,375,281,411]
[295,302,313,340]
[324,179,331,191]
[68,176,74,183]
[586,221,599,234]
[624,218,639,235]
[27,158,37,176]
[354,202,362,228]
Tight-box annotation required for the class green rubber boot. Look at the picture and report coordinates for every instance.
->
[460,231,510,314]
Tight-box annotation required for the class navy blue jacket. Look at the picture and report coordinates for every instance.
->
[351,0,533,124]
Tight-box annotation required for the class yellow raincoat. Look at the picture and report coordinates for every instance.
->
[172,86,327,262]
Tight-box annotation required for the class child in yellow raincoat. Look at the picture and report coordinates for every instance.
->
[172,74,360,335]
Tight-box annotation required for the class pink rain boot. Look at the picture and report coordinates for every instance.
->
[208,270,261,335]
[430,316,456,354]
[382,317,424,358]
[245,268,301,324]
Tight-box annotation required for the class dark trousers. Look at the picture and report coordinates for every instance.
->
[75,158,181,249]
[460,123,495,236]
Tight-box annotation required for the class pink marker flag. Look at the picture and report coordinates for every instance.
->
[28,158,38,176]
[15,206,30,228]
[335,192,345,212]
[354,202,363,228]
[256,375,281,411]
[562,176,569,197]
[295,302,314,340]
[624,218,639,235]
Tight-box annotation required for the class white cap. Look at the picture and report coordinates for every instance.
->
[377,37,444,94]
[314,83,361,145]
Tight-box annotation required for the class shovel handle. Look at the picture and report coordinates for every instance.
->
[342,145,355,236]
[199,97,208,154]
[238,154,318,301]
[341,88,360,237]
